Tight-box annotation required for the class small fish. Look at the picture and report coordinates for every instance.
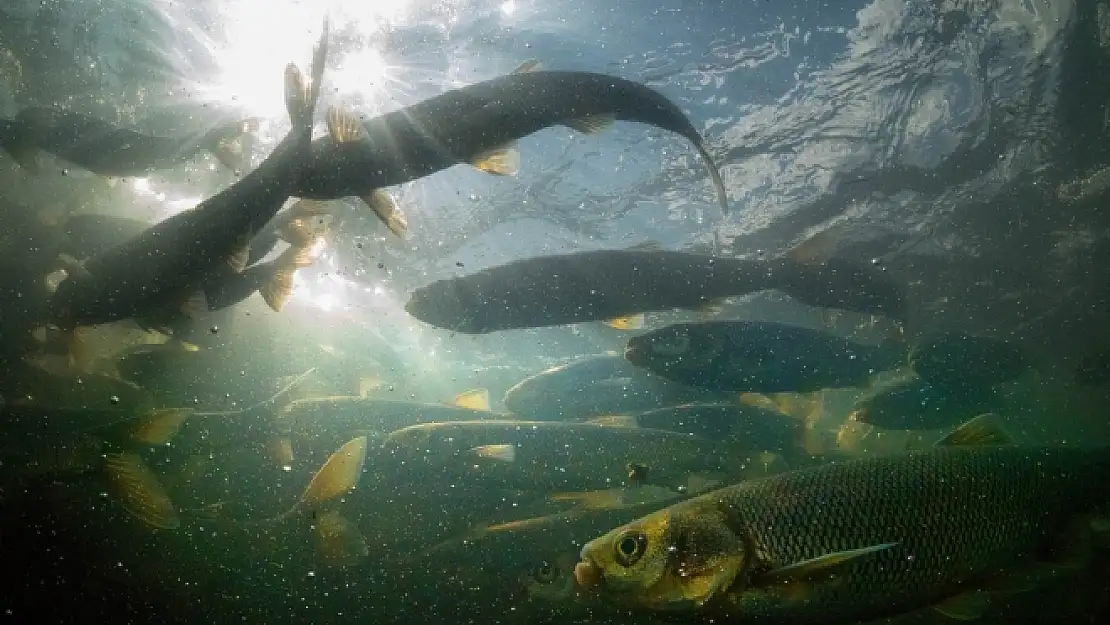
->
[850,374,1001,431]
[623,402,804,455]
[908,331,1031,391]
[277,396,512,458]
[502,354,732,421]
[624,321,905,393]
[574,414,1108,623]
[294,63,729,238]
[378,419,747,493]
[46,22,329,348]
[405,249,905,334]
[0,106,258,176]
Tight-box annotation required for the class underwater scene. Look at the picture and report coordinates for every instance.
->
[2,0,1110,623]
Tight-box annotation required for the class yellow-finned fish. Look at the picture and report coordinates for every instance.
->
[574,414,1110,623]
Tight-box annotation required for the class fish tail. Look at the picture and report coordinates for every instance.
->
[260,245,315,312]
[252,435,368,526]
[284,18,330,132]
[695,139,729,215]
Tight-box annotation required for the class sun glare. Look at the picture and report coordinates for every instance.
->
[199,0,415,120]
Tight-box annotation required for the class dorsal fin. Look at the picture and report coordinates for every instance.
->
[935,413,1014,447]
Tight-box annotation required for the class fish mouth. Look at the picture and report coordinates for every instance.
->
[573,556,603,592]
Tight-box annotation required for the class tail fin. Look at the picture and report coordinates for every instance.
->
[284,18,330,131]
[260,245,315,312]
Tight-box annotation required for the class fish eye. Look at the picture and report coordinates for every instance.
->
[613,530,648,567]
[533,560,558,584]
[650,332,690,356]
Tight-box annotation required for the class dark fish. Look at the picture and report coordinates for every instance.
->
[0,106,258,176]
[502,354,732,421]
[626,402,803,454]
[378,419,746,493]
[1075,348,1110,386]
[625,321,905,393]
[57,214,150,259]
[405,250,906,334]
[46,23,329,337]
[849,374,1001,431]
[574,415,1110,623]
[295,63,729,237]
[908,331,1030,390]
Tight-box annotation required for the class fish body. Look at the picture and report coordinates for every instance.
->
[908,331,1029,390]
[295,70,727,213]
[1,106,256,176]
[379,419,744,492]
[630,402,802,453]
[625,321,905,393]
[577,432,1110,623]
[46,25,328,330]
[406,251,780,334]
[503,354,731,420]
[851,375,998,430]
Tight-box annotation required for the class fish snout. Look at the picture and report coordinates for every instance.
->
[573,558,603,591]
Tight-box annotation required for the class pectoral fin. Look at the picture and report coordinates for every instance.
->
[297,436,368,509]
[454,388,491,411]
[935,413,1014,448]
[761,543,898,585]
[470,444,516,463]
[932,591,990,620]
[125,408,192,446]
[103,452,181,530]
[605,313,645,331]
[470,144,520,176]
[361,189,408,237]
[511,59,543,73]
[312,510,369,568]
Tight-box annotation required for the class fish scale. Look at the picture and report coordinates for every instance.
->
[713,445,1109,623]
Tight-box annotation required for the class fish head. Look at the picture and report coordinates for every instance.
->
[521,552,580,603]
[625,323,722,377]
[573,500,743,610]
[404,280,478,332]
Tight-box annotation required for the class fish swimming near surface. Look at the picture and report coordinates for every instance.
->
[405,249,906,334]
[45,21,330,345]
[0,106,258,177]
[294,62,729,236]
[574,414,1110,624]
[624,320,905,393]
